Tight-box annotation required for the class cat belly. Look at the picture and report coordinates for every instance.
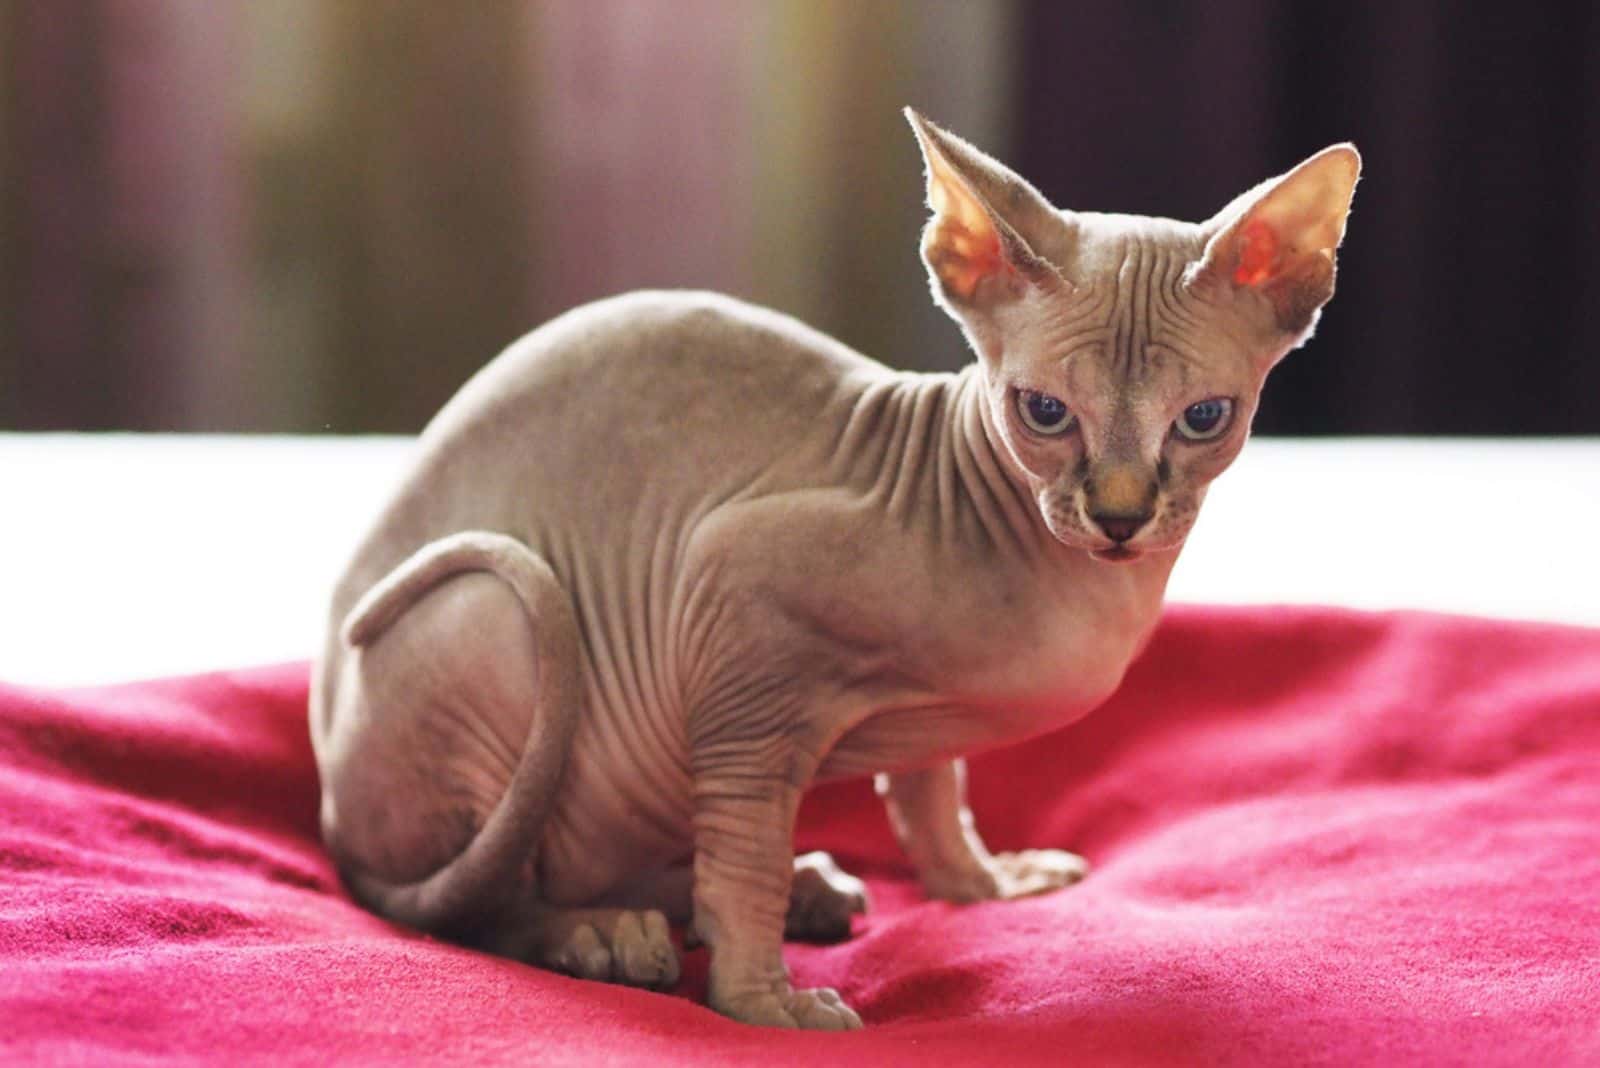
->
[814,625,1145,783]
[815,690,1099,784]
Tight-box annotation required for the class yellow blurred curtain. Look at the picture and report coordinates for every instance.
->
[1,0,1016,432]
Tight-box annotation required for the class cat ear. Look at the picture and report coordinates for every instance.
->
[905,108,1068,312]
[1189,143,1362,334]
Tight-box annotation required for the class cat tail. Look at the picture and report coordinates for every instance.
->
[336,530,582,938]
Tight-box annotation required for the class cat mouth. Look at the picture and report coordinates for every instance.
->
[1090,545,1143,564]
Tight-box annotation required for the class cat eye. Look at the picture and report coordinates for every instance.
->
[1016,390,1076,436]
[1174,397,1234,441]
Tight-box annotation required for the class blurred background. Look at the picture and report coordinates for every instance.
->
[2,0,1597,436]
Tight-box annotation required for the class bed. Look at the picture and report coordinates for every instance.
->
[3,434,1598,1064]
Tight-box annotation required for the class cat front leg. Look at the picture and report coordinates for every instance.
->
[877,759,1087,903]
[689,739,862,1030]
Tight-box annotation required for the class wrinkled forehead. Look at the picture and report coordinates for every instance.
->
[1021,219,1261,394]
[1064,213,1210,276]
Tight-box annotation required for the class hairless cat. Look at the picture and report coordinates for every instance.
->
[311,109,1360,1029]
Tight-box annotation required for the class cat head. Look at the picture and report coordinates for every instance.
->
[907,109,1360,562]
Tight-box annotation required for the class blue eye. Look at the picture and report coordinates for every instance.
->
[1017,390,1075,436]
[1175,397,1234,441]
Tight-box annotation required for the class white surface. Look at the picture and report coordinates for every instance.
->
[2,434,1597,687]
[2,434,416,688]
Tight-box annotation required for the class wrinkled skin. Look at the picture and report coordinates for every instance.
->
[310,110,1360,1029]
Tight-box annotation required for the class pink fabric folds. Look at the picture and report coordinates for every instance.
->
[3,606,1598,1065]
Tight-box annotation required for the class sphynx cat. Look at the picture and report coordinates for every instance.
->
[310,109,1360,1029]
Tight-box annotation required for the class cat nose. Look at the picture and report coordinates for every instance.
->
[1091,511,1153,544]
[1083,464,1158,540]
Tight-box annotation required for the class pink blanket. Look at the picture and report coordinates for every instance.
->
[3,606,1598,1064]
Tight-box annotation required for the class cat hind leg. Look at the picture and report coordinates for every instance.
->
[597,851,869,948]
[786,851,869,942]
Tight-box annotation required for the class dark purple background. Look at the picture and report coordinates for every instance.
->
[1016,3,1600,434]
[3,3,1596,435]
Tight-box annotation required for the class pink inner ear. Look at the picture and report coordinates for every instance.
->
[936,217,1012,299]
[965,227,1008,285]
[1233,219,1280,287]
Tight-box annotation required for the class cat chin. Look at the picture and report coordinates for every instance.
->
[1089,546,1144,564]
[1043,525,1146,560]
[1042,518,1163,562]
[1087,536,1189,562]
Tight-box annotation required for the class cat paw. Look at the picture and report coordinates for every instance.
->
[922,848,1088,904]
[713,984,863,1030]
[543,909,681,990]
[786,850,869,942]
